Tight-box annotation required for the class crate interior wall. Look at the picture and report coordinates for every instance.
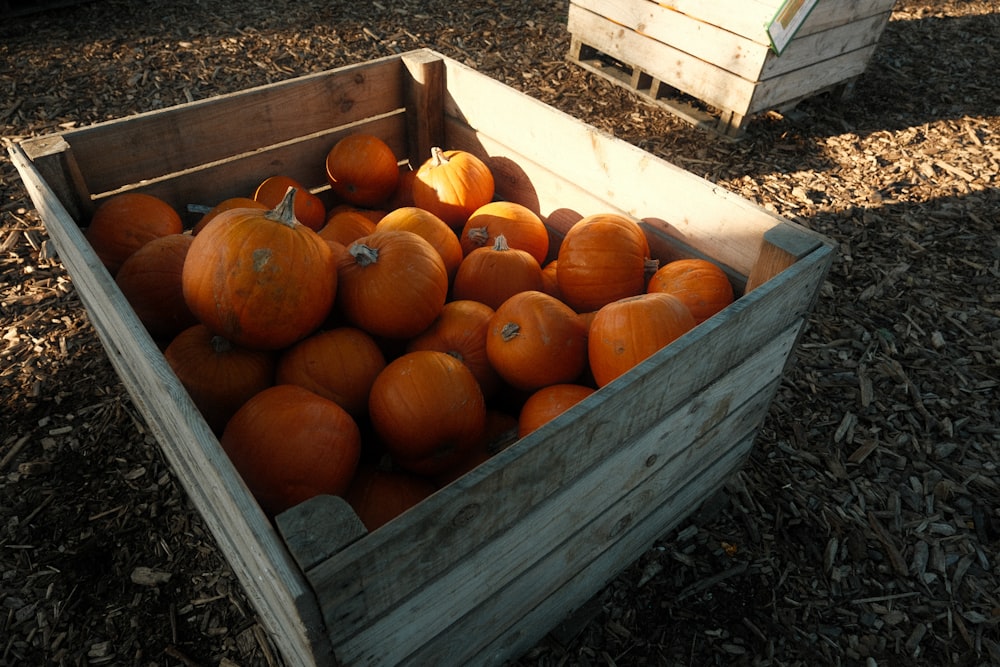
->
[11,49,834,666]
[567,0,897,135]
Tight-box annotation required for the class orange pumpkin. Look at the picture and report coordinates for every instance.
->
[376,206,464,282]
[182,188,337,350]
[412,147,495,229]
[540,260,561,299]
[434,409,519,486]
[85,192,183,275]
[163,324,276,435]
[253,175,326,231]
[406,299,501,399]
[325,133,400,207]
[647,258,735,324]
[192,197,268,235]
[486,290,588,392]
[386,167,417,210]
[588,292,695,387]
[276,327,386,420]
[318,209,377,247]
[452,234,544,309]
[518,383,596,438]
[345,464,438,531]
[115,233,197,341]
[460,201,549,264]
[337,230,448,339]
[221,384,361,516]
[368,350,486,475]
[556,213,655,313]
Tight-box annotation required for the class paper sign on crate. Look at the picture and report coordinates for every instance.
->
[767,0,820,54]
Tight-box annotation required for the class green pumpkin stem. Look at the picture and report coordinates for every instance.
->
[266,186,301,229]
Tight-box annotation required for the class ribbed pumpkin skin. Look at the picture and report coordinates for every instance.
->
[115,233,197,341]
[368,350,486,475]
[588,292,696,388]
[412,147,495,229]
[182,189,337,350]
[518,383,596,438]
[486,290,587,392]
[647,258,735,324]
[337,230,448,339]
[556,213,651,313]
[376,206,464,283]
[451,235,544,310]
[85,192,183,275]
[460,201,550,264]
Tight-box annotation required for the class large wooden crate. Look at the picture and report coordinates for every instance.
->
[10,49,834,666]
[567,0,897,137]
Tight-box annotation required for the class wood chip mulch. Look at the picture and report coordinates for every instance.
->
[2,1,998,665]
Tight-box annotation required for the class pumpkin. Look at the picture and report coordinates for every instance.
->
[221,384,361,516]
[325,204,387,224]
[434,409,519,486]
[115,233,198,341]
[318,209,377,247]
[376,206,464,282]
[253,175,326,231]
[276,327,386,420]
[368,350,486,475]
[337,230,448,339]
[460,201,549,265]
[325,133,400,207]
[163,324,275,435]
[182,188,337,350]
[85,192,183,275]
[452,234,544,310]
[588,292,696,387]
[412,147,495,229]
[518,383,596,438]
[556,213,656,313]
[192,197,268,235]
[647,258,735,324]
[486,290,587,392]
[540,260,561,299]
[406,299,501,399]
[344,464,438,531]
[385,167,417,210]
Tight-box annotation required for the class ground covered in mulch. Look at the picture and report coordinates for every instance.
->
[2,1,998,665]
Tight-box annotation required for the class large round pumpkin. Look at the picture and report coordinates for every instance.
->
[276,327,386,420]
[588,292,696,387]
[164,324,276,435]
[412,147,495,229]
[452,234,544,309]
[460,201,549,264]
[115,233,197,341]
[85,192,184,275]
[556,213,654,313]
[221,384,361,516]
[368,350,486,475]
[376,206,464,283]
[182,188,337,350]
[337,230,448,339]
[647,258,735,324]
[486,290,588,392]
[325,133,400,207]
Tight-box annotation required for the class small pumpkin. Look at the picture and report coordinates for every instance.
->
[85,192,184,275]
[115,233,198,341]
[412,147,495,229]
[588,292,695,387]
[276,327,386,420]
[368,350,486,476]
[325,133,400,207]
[192,197,268,235]
[460,201,549,264]
[253,175,326,231]
[163,324,276,435]
[376,206,464,282]
[318,209,377,247]
[486,290,588,392]
[540,260,561,299]
[518,383,596,438]
[406,299,501,399]
[452,234,544,310]
[337,230,448,339]
[557,213,656,313]
[221,384,361,516]
[182,188,337,350]
[344,464,438,531]
[647,258,735,324]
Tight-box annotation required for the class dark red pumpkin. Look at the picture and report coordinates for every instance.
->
[344,464,438,531]
[115,233,197,341]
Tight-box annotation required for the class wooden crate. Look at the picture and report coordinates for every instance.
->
[567,0,897,137]
[9,48,834,666]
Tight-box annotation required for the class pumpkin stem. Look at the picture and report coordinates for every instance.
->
[492,233,511,252]
[266,186,301,229]
[644,257,660,280]
[349,242,379,267]
[210,335,233,354]
[467,226,490,248]
[429,146,449,167]
[500,321,520,342]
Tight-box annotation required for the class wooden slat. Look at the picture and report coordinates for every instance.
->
[649,0,776,43]
[402,50,446,164]
[761,12,893,79]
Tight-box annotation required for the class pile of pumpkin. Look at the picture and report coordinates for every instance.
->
[85,132,735,530]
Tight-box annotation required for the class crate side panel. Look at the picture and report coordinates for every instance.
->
[330,330,794,665]
[761,12,893,80]
[641,0,777,42]
[10,143,332,667]
[62,56,408,197]
[307,251,830,643]
[437,60,784,276]
[797,0,898,35]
